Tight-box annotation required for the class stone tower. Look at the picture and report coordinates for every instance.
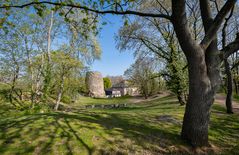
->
[86,71,105,98]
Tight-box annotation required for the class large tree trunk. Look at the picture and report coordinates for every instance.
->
[171,0,215,146]
[172,0,236,147]
[181,50,215,147]
[224,59,234,113]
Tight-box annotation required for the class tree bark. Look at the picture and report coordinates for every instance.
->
[171,0,236,146]
[171,0,227,146]
[181,50,214,147]
[177,94,185,105]
[172,0,211,146]
[43,11,54,98]
[224,59,234,113]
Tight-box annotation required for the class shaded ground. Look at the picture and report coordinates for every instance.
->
[0,95,238,154]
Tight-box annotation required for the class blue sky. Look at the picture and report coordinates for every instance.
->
[91,15,135,77]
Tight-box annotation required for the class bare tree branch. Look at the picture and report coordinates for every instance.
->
[0,1,172,20]
[223,33,239,58]
[222,6,234,48]
[199,0,213,31]
[210,0,220,12]
[155,0,170,15]
[171,0,199,57]
[231,59,239,70]
[200,0,236,50]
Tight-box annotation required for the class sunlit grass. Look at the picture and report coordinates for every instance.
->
[73,95,131,106]
[0,95,238,154]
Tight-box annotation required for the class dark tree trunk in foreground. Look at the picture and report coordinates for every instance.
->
[172,1,212,146]
[224,59,234,113]
[181,48,217,147]
[172,0,236,146]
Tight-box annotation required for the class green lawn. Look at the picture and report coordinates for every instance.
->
[0,95,238,155]
[73,96,131,106]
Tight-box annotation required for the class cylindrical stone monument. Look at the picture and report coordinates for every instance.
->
[86,71,105,98]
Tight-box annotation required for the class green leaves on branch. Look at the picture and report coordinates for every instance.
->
[33,4,46,17]
[103,77,112,89]
[0,18,6,28]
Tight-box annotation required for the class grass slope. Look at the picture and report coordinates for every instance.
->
[0,95,238,155]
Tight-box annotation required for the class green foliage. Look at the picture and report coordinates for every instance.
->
[103,77,112,89]
[49,50,84,102]
[33,4,46,17]
[124,57,161,98]
[51,51,83,70]
[0,83,10,103]
[64,77,87,98]
[0,7,102,109]
[0,18,6,28]
[164,50,188,104]
[61,95,71,103]
[23,103,52,114]
[117,11,188,103]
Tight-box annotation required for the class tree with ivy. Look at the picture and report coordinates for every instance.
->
[164,50,188,105]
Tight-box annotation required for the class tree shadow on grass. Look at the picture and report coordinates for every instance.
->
[0,93,189,154]
[119,95,181,112]
[0,112,95,154]
[0,109,188,155]
[1,99,236,154]
[208,104,239,154]
[122,101,180,112]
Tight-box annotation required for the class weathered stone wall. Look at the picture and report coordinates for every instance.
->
[86,71,105,98]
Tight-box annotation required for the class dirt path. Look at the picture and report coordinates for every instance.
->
[129,93,239,114]
[215,94,239,114]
